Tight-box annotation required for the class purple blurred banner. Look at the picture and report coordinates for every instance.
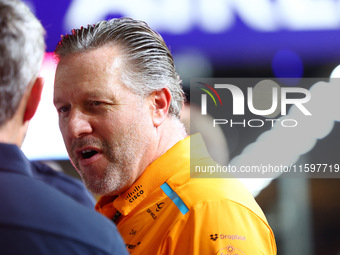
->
[27,0,340,67]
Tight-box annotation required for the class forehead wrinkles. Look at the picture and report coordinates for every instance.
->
[65,48,121,72]
[55,47,125,89]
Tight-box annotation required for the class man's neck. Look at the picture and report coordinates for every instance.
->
[0,118,27,147]
[152,117,187,162]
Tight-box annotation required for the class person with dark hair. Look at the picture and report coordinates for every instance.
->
[54,17,277,254]
[0,1,128,254]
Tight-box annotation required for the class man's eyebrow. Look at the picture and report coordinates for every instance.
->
[53,94,70,106]
[86,92,101,98]
[53,97,61,106]
[53,91,108,105]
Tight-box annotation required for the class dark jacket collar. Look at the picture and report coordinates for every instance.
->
[0,143,33,177]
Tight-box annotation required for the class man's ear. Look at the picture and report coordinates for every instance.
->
[23,77,44,122]
[150,88,171,127]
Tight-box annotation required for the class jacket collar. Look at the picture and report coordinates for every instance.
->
[0,143,33,177]
[96,134,210,218]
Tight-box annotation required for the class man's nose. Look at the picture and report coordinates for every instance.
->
[67,110,93,138]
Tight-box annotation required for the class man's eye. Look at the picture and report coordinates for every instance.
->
[92,101,102,106]
[58,106,70,113]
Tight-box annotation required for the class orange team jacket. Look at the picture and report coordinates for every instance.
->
[96,134,277,255]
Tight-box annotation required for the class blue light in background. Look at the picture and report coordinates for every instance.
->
[272,49,304,85]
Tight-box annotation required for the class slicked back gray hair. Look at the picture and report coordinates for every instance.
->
[55,17,184,118]
[0,0,45,126]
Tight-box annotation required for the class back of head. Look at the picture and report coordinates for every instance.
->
[0,0,45,126]
[55,17,184,118]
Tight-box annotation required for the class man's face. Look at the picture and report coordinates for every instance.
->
[54,46,156,196]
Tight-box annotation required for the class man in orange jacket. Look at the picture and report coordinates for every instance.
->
[54,17,277,254]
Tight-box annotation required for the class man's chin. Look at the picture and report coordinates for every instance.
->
[84,182,106,196]
[82,177,117,196]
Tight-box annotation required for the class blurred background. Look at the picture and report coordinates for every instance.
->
[21,0,340,254]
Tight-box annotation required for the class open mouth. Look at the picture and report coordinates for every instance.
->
[81,149,99,159]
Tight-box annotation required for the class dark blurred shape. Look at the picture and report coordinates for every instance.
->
[31,161,96,208]
[257,177,340,255]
